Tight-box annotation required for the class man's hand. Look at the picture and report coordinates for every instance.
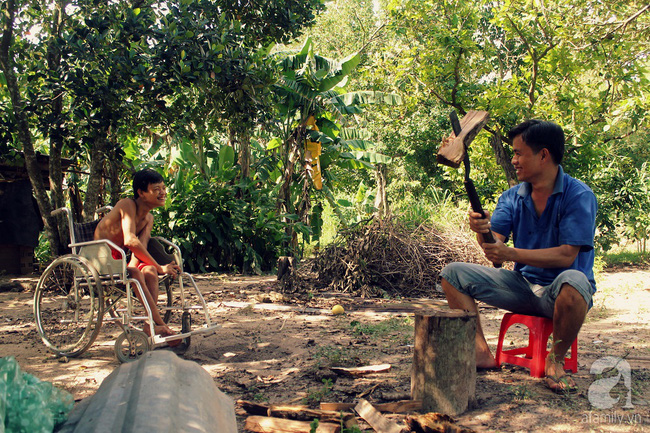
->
[468,210,491,234]
[481,238,510,265]
[160,263,181,278]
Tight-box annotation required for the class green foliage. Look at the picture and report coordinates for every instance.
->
[349,317,413,343]
[601,250,650,269]
[313,345,360,368]
[156,171,287,274]
[270,37,400,250]
[303,378,333,406]
[4,0,650,263]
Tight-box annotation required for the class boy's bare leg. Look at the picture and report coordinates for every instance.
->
[128,267,173,336]
[441,278,497,369]
[142,266,160,302]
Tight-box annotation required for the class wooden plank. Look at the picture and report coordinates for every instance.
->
[221,299,448,315]
[354,399,403,433]
[321,400,422,413]
[331,364,391,376]
[436,110,490,168]
[405,413,476,433]
[238,401,350,424]
[352,300,448,312]
[244,416,340,433]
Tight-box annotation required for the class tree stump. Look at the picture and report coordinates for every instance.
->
[277,256,294,292]
[411,310,477,415]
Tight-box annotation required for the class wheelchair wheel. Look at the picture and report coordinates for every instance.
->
[34,255,104,357]
[114,329,150,363]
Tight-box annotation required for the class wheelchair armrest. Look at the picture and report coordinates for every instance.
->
[95,206,113,217]
[151,237,184,270]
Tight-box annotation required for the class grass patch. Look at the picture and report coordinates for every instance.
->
[349,317,413,336]
[349,317,414,345]
[313,345,362,368]
[600,250,650,269]
[303,378,333,405]
[509,384,535,401]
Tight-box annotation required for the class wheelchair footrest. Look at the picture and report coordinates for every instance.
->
[152,324,220,346]
[160,305,205,312]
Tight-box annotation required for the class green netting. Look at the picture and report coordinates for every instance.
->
[0,357,74,433]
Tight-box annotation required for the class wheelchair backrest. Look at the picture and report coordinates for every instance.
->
[73,220,101,244]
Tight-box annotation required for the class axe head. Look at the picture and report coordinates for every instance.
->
[436,110,490,168]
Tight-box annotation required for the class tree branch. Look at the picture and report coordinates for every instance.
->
[450,48,463,109]
[604,4,650,38]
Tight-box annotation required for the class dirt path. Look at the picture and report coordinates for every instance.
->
[1,269,649,432]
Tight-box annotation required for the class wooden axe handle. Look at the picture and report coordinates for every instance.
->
[449,111,500,267]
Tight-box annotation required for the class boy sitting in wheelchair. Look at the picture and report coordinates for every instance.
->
[94,169,181,341]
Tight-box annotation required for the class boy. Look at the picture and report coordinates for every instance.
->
[94,169,181,339]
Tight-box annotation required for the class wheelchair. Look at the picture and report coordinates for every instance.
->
[33,207,219,362]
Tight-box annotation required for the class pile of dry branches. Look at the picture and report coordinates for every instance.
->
[304,217,490,298]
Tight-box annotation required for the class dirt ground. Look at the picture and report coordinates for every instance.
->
[1,267,649,432]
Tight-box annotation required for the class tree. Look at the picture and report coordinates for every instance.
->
[270,38,397,252]
[382,0,649,245]
[2,0,326,254]
[1,0,62,253]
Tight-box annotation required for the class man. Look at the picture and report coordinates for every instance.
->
[94,169,181,340]
[440,119,597,393]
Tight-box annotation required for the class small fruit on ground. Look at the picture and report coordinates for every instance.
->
[331,305,345,315]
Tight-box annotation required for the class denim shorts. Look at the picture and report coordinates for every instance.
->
[440,263,594,318]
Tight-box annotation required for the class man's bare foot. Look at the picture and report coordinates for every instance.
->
[544,353,577,393]
[477,349,498,370]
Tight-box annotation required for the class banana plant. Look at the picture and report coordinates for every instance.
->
[271,38,401,252]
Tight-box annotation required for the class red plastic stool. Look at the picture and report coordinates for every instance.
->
[495,313,578,378]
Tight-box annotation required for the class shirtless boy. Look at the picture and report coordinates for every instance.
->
[94,169,181,338]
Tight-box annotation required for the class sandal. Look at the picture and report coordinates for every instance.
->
[545,374,578,394]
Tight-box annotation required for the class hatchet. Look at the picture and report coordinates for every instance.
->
[437,110,500,266]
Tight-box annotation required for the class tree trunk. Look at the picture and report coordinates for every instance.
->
[83,134,108,221]
[46,1,69,254]
[277,127,304,256]
[374,163,388,219]
[490,134,518,187]
[0,0,59,255]
[231,126,251,179]
[107,144,121,206]
[411,310,477,415]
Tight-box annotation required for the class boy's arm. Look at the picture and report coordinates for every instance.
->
[120,204,178,275]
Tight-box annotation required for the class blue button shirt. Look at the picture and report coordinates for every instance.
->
[490,166,597,293]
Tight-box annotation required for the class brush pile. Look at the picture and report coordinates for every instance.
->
[304,217,490,298]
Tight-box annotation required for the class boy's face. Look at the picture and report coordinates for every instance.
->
[138,182,167,207]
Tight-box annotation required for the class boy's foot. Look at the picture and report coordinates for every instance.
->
[143,324,182,347]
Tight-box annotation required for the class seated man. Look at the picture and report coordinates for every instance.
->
[440,119,597,393]
[94,169,181,340]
